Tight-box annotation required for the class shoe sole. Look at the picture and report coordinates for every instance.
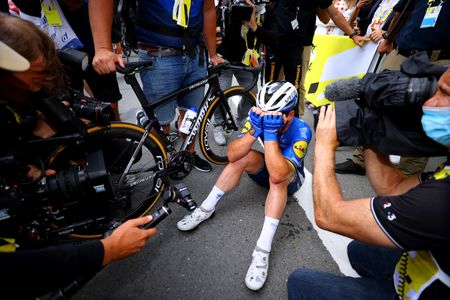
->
[177,211,215,232]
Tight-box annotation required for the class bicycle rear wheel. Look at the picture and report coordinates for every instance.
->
[48,122,167,238]
[199,86,256,164]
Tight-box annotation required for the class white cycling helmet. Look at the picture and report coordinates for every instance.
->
[256,80,298,112]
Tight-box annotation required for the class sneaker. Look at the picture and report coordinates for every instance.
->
[176,206,215,231]
[213,126,226,146]
[245,246,270,291]
[335,159,366,175]
[193,152,212,173]
[136,110,149,127]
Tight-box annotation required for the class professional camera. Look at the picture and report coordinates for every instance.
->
[57,48,89,72]
[325,52,448,156]
[56,49,115,126]
[0,150,116,244]
[231,2,253,22]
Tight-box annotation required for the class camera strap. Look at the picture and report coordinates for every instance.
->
[241,22,260,67]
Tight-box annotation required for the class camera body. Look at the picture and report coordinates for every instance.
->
[328,53,448,156]
[0,150,116,246]
[231,2,253,22]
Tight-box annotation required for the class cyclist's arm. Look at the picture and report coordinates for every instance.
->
[264,141,295,184]
[88,0,124,74]
[227,131,258,163]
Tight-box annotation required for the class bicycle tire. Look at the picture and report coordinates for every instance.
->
[199,86,256,165]
[48,122,168,238]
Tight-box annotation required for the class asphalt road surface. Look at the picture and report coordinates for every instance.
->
[73,71,443,300]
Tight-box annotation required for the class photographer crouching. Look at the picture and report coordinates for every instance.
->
[0,14,157,298]
[287,64,450,298]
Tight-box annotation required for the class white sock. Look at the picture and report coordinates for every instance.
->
[200,185,224,211]
[256,216,280,252]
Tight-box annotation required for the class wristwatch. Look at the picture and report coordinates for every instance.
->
[349,31,358,39]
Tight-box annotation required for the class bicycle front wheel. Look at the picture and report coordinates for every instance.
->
[199,86,256,165]
[48,122,168,238]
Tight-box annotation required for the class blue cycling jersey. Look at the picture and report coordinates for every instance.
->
[241,117,312,172]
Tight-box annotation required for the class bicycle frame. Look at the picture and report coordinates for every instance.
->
[123,65,245,153]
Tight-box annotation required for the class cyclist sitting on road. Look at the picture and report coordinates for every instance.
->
[176,80,312,291]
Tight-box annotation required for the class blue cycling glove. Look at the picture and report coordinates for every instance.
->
[263,114,283,141]
[249,110,264,138]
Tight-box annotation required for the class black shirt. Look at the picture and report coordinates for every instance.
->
[256,0,332,50]
[0,240,104,298]
[393,0,450,51]
[298,0,333,46]
[372,178,450,299]
[218,0,258,63]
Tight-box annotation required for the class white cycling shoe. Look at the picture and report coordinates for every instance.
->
[245,246,270,291]
[213,126,226,146]
[176,206,215,231]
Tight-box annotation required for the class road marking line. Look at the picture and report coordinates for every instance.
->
[294,169,359,277]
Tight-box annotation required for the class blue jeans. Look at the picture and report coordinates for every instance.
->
[287,241,402,300]
[139,49,207,125]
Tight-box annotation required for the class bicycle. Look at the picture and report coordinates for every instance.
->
[116,59,263,165]
[2,61,262,242]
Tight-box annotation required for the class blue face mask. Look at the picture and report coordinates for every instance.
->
[421,106,450,147]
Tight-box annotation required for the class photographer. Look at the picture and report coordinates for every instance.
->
[0,15,157,298]
[286,67,450,299]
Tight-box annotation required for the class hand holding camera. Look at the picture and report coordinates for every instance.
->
[315,105,339,152]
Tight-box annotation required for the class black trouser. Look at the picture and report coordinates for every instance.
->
[265,48,302,89]
[265,48,302,116]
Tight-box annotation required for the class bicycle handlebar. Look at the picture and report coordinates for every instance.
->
[116,58,264,94]
[210,58,264,93]
[115,60,154,75]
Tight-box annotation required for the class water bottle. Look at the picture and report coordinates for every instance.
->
[179,106,198,134]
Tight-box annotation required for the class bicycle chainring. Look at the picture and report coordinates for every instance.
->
[167,151,194,180]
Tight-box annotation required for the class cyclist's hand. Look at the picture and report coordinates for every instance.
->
[249,109,264,138]
[210,54,225,66]
[92,48,125,74]
[101,216,157,266]
[263,113,283,141]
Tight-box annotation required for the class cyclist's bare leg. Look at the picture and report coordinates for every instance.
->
[215,150,263,192]
[264,174,292,219]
